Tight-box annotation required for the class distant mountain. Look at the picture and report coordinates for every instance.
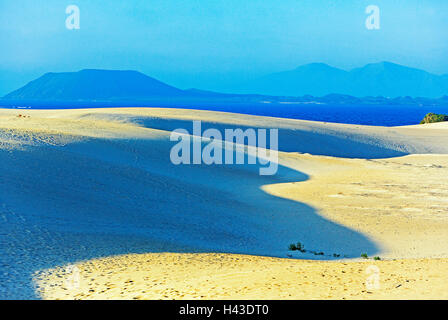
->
[3,69,185,101]
[2,66,448,109]
[241,62,448,98]
[243,63,350,97]
[349,62,446,98]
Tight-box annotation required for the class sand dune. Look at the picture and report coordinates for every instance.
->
[0,108,447,299]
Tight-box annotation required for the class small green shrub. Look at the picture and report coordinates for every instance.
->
[374,256,381,261]
[361,253,369,259]
[420,113,448,124]
[288,242,306,252]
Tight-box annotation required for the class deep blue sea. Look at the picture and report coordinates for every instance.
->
[2,100,448,126]
[190,103,448,127]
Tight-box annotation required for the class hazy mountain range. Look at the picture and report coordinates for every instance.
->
[239,62,448,98]
[2,62,448,108]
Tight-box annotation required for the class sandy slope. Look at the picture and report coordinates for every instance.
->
[34,253,448,300]
[0,108,447,299]
[267,153,448,259]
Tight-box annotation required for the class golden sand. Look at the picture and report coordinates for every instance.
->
[266,153,448,259]
[34,253,448,300]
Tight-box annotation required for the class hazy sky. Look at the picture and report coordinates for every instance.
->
[1,0,447,95]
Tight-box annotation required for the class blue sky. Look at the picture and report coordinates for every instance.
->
[1,0,447,95]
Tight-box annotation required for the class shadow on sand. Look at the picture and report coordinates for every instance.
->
[0,123,383,299]
[135,117,408,158]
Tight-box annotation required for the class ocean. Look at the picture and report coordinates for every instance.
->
[189,103,448,127]
[2,100,448,127]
